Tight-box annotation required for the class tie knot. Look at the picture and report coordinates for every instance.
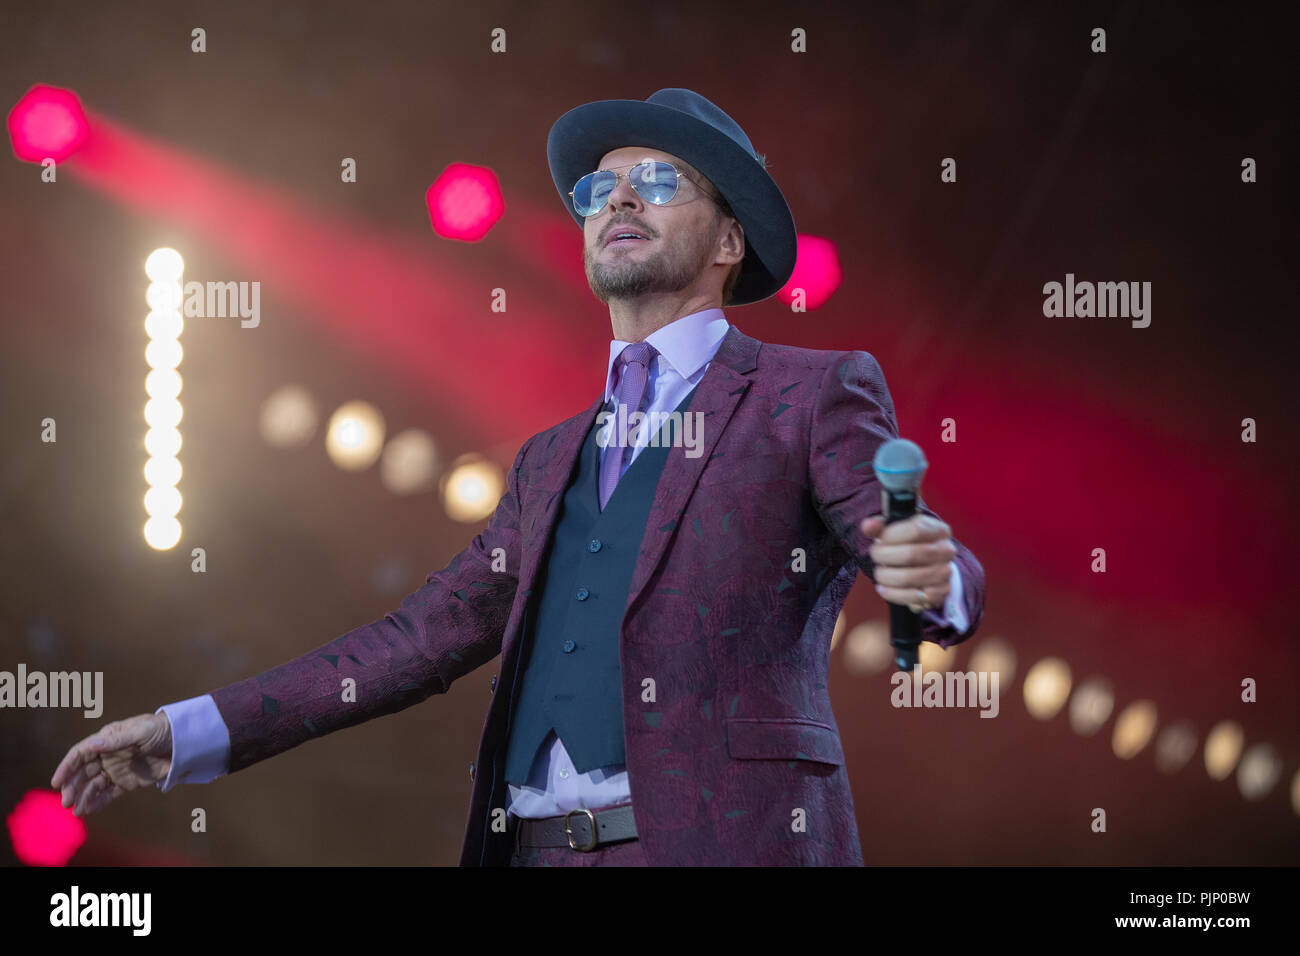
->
[617,341,657,371]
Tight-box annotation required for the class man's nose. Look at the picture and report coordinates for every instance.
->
[604,173,643,212]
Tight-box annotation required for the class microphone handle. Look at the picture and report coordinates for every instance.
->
[883,488,922,672]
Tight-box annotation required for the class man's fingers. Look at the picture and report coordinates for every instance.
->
[71,775,96,815]
[73,780,97,816]
[873,563,954,589]
[886,514,949,542]
[52,723,117,788]
[61,760,100,808]
[53,723,130,803]
[83,780,121,816]
[869,538,956,568]
[51,740,92,789]
[52,742,95,791]
[73,770,114,816]
[52,717,163,816]
[875,582,948,609]
[860,514,951,544]
[69,760,107,814]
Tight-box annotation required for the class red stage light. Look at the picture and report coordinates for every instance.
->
[7,84,90,163]
[425,163,505,241]
[778,234,843,310]
[6,789,87,866]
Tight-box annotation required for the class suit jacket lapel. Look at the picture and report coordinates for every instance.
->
[625,324,759,613]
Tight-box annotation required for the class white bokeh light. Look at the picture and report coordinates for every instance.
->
[143,515,182,550]
[144,247,185,281]
[441,454,505,522]
[326,401,386,470]
[259,385,319,449]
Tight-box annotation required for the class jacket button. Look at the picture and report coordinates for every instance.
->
[575,587,590,600]
[469,762,476,781]
[562,639,576,653]
[588,539,602,552]
[490,674,498,692]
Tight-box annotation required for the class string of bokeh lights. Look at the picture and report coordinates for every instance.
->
[827,617,1296,811]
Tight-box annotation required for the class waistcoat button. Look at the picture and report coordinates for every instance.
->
[589,539,602,552]
[575,587,590,600]
[562,639,576,653]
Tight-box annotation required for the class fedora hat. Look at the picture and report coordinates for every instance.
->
[547,88,797,306]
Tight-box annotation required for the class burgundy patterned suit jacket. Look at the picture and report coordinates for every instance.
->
[208,324,985,865]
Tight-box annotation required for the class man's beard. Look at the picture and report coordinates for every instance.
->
[585,230,714,303]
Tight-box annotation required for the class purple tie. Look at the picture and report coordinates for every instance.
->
[599,341,658,511]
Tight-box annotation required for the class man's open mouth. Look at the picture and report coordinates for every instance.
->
[606,231,651,247]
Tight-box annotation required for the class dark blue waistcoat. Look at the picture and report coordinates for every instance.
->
[502,384,699,784]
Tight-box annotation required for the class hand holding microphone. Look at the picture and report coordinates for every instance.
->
[858,438,956,671]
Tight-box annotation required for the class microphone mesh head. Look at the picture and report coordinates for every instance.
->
[873,438,927,493]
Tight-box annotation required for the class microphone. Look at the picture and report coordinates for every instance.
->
[871,438,929,672]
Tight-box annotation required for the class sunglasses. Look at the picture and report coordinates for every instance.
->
[569,160,718,217]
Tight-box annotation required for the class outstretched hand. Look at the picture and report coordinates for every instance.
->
[50,713,173,816]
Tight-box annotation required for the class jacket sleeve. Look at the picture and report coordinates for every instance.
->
[808,351,985,648]
[209,433,536,774]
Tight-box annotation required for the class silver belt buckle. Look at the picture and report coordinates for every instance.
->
[565,808,598,851]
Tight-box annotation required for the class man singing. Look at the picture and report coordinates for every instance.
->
[52,88,985,866]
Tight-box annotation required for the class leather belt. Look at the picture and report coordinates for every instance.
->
[515,804,638,851]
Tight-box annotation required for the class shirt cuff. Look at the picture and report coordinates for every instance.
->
[154,694,231,793]
[937,560,968,634]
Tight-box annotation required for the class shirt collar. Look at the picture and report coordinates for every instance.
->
[603,308,730,404]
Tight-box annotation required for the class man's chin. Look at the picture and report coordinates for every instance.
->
[589,270,654,302]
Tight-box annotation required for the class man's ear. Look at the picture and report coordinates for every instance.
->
[724,220,745,264]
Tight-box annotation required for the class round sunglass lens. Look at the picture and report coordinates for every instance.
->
[573,170,616,215]
[632,162,678,204]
